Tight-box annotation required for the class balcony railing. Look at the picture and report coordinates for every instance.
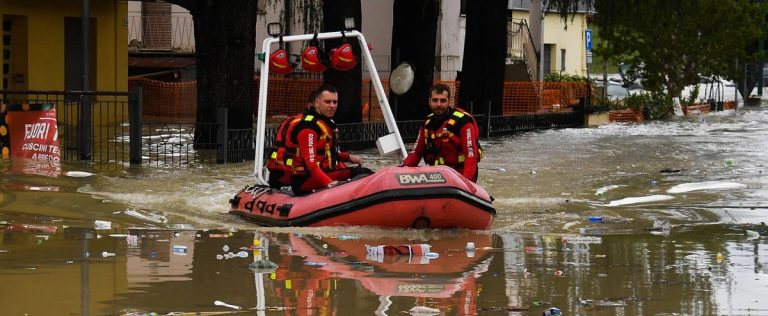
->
[127,15,195,53]
[507,18,538,82]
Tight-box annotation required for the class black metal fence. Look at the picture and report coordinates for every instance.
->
[1,90,132,163]
[2,89,584,166]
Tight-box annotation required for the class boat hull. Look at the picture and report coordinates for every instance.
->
[229,166,495,229]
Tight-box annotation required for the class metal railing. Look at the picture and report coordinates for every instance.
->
[0,89,218,166]
[2,89,584,167]
[507,18,539,82]
[127,15,195,53]
[1,90,132,163]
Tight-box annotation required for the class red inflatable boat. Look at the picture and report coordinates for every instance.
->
[229,165,495,229]
[231,30,495,229]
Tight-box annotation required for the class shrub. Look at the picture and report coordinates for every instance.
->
[619,90,673,120]
[544,73,590,83]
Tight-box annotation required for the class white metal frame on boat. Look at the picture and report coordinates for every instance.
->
[253,31,408,185]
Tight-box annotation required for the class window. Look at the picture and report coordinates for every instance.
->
[560,49,566,72]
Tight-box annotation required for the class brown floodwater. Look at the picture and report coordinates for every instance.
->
[1,107,767,315]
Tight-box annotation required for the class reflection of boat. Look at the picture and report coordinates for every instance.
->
[230,29,495,229]
[263,233,493,314]
[1,223,58,234]
[230,165,495,229]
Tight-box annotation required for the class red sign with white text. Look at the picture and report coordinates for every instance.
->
[7,107,60,161]
[1,103,61,177]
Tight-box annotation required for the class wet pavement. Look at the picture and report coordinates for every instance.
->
[1,106,767,315]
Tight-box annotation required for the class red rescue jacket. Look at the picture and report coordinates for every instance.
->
[285,109,351,188]
[266,114,304,187]
[402,108,482,182]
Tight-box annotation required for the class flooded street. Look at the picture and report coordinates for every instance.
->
[2,107,768,315]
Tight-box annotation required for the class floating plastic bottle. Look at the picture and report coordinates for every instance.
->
[588,216,604,223]
[172,245,188,255]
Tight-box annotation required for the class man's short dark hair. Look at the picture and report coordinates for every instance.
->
[307,89,320,104]
[316,84,338,96]
[430,83,451,99]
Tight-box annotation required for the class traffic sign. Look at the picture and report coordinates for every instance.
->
[586,29,592,51]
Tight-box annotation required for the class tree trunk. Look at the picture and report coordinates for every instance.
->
[186,1,257,148]
[322,0,362,124]
[390,0,439,121]
[457,0,507,116]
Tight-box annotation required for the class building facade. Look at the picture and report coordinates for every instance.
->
[124,0,589,81]
[1,0,128,92]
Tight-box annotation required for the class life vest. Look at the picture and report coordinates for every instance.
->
[421,108,483,167]
[284,112,341,175]
[266,114,304,177]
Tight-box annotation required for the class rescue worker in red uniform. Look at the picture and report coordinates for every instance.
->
[266,91,318,188]
[402,83,482,182]
[284,84,372,194]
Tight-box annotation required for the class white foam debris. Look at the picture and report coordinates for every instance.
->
[667,181,746,194]
[606,195,675,207]
[65,171,94,177]
[596,185,625,195]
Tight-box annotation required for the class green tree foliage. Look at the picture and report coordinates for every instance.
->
[545,0,594,27]
[548,0,766,99]
[594,0,765,99]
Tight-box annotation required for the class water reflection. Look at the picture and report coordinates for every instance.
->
[0,225,766,315]
[266,231,494,315]
[2,108,768,315]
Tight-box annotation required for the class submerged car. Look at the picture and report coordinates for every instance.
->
[592,79,645,101]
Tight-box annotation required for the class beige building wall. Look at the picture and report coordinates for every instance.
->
[542,13,589,76]
[512,9,589,77]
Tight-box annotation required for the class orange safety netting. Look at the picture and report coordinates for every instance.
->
[360,78,390,122]
[131,77,590,123]
[609,109,644,123]
[502,82,589,115]
[129,77,197,121]
[254,76,322,123]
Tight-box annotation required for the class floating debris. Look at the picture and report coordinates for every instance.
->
[213,300,241,310]
[606,195,674,207]
[248,259,278,273]
[409,306,440,315]
[667,181,746,194]
[65,171,94,177]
